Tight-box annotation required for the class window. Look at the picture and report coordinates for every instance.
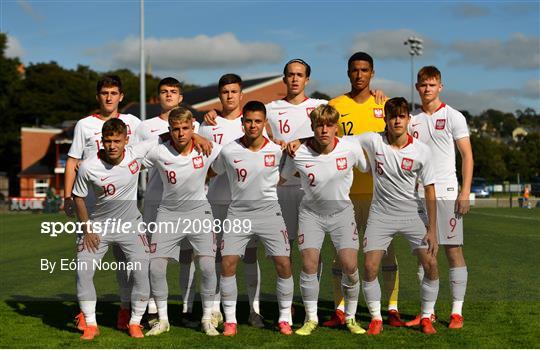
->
[34,179,49,197]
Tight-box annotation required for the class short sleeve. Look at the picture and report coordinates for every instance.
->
[419,148,436,186]
[67,121,86,159]
[211,152,226,175]
[451,110,470,140]
[72,162,90,198]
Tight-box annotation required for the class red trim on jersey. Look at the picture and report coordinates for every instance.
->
[92,112,120,120]
[239,135,269,151]
[283,96,309,103]
[306,137,339,154]
[421,102,446,114]
[385,132,413,149]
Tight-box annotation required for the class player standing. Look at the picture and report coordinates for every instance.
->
[281,105,368,336]
[198,74,265,328]
[143,107,221,336]
[65,75,141,331]
[134,77,200,327]
[210,101,294,336]
[326,52,403,327]
[349,97,440,335]
[72,119,154,340]
[407,66,474,329]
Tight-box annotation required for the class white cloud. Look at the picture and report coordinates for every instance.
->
[350,29,438,60]
[17,0,43,21]
[449,33,540,70]
[451,2,490,18]
[87,33,283,71]
[5,35,24,59]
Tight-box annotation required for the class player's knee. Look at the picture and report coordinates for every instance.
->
[445,245,465,266]
[301,257,319,275]
[149,259,167,280]
[197,256,215,276]
[363,261,379,281]
[220,257,238,276]
[274,258,292,278]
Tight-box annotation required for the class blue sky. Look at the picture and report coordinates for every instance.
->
[1,0,539,115]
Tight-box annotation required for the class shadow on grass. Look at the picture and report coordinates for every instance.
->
[5,293,419,333]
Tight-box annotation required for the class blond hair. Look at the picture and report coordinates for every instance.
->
[168,106,193,125]
[310,104,340,126]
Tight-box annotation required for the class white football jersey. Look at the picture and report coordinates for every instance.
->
[134,116,200,202]
[266,97,326,186]
[143,141,221,213]
[199,116,244,203]
[409,103,469,187]
[68,113,141,160]
[351,132,436,219]
[211,137,282,213]
[281,137,368,215]
[72,140,156,221]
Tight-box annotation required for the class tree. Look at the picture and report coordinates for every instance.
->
[310,91,331,100]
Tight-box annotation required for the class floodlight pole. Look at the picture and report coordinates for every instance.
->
[404,36,423,110]
[140,0,146,121]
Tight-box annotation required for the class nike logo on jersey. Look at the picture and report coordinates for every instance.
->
[150,129,160,133]
[278,112,287,115]
[411,123,421,127]
[447,234,456,239]
[305,164,315,168]
[341,113,350,117]
[233,159,243,163]
[100,176,110,181]
[212,127,220,131]
[164,161,174,165]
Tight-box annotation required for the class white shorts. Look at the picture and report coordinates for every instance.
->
[221,204,290,257]
[152,205,216,260]
[297,204,359,251]
[420,182,464,246]
[363,215,429,253]
[210,202,257,254]
[277,185,304,241]
[76,218,150,262]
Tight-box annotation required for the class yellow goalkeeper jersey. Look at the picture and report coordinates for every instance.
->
[329,94,386,195]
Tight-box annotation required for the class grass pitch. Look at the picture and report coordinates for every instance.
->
[0,207,539,348]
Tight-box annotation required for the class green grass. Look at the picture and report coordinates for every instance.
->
[0,208,539,348]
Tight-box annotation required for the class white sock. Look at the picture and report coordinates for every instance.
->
[147,298,157,314]
[179,259,196,314]
[421,278,439,318]
[362,279,382,320]
[300,271,319,322]
[276,276,294,324]
[449,266,467,315]
[220,275,237,324]
[213,262,221,313]
[198,256,217,321]
[130,300,147,325]
[417,264,425,284]
[156,300,168,322]
[80,300,97,325]
[341,270,360,319]
[244,261,261,315]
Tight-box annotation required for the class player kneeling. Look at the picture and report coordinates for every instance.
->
[281,105,368,336]
[72,119,157,340]
[349,97,439,335]
[210,101,294,336]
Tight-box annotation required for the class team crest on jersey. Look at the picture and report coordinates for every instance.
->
[336,157,348,170]
[264,154,275,167]
[401,157,414,171]
[435,119,446,130]
[373,108,384,118]
[192,156,204,169]
[305,107,315,117]
[128,160,139,174]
